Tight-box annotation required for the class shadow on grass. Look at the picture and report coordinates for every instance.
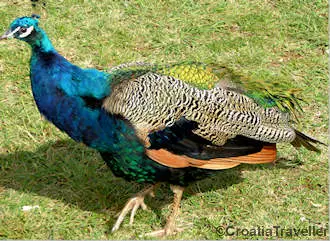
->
[0,139,294,228]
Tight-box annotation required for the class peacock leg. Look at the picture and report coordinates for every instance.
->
[146,185,185,237]
[111,184,157,232]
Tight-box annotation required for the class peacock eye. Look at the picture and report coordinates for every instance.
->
[20,27,27,33]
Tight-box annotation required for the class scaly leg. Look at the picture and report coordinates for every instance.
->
[146,185,185,237]
[111,184,157,232]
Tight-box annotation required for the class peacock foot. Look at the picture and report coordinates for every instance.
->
[144,184,185,237]
[111,184,156,232]
[144,223,185,237]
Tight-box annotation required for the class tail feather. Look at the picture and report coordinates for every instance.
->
[291,129,326,153]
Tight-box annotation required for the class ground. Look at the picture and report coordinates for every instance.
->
[0,0,328,239]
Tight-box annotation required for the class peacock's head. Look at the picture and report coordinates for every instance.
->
[1,15,41,42]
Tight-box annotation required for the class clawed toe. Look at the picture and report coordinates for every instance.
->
[129,196,147,225]
[111,185,156,232]
[111,196,148,232]
[143,226,185,237]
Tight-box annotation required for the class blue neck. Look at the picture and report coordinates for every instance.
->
[27,29,120,152]
[27,28,56,54]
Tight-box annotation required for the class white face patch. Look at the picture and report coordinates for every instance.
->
[6,26,21,38]
[18,26,34,38]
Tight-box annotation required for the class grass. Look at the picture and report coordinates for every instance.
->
[0,0,328,239]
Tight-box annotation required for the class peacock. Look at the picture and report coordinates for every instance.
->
[1,15,325,236]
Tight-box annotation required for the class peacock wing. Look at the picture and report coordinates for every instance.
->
[102,71,288,170]
[107,61,302,119]
[103,68,297,144]
[102,62,323,170]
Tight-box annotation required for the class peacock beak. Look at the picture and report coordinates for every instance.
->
[0,27,20,40]
[0,30,11,40]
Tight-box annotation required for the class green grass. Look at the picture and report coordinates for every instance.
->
[0,0,328,239]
